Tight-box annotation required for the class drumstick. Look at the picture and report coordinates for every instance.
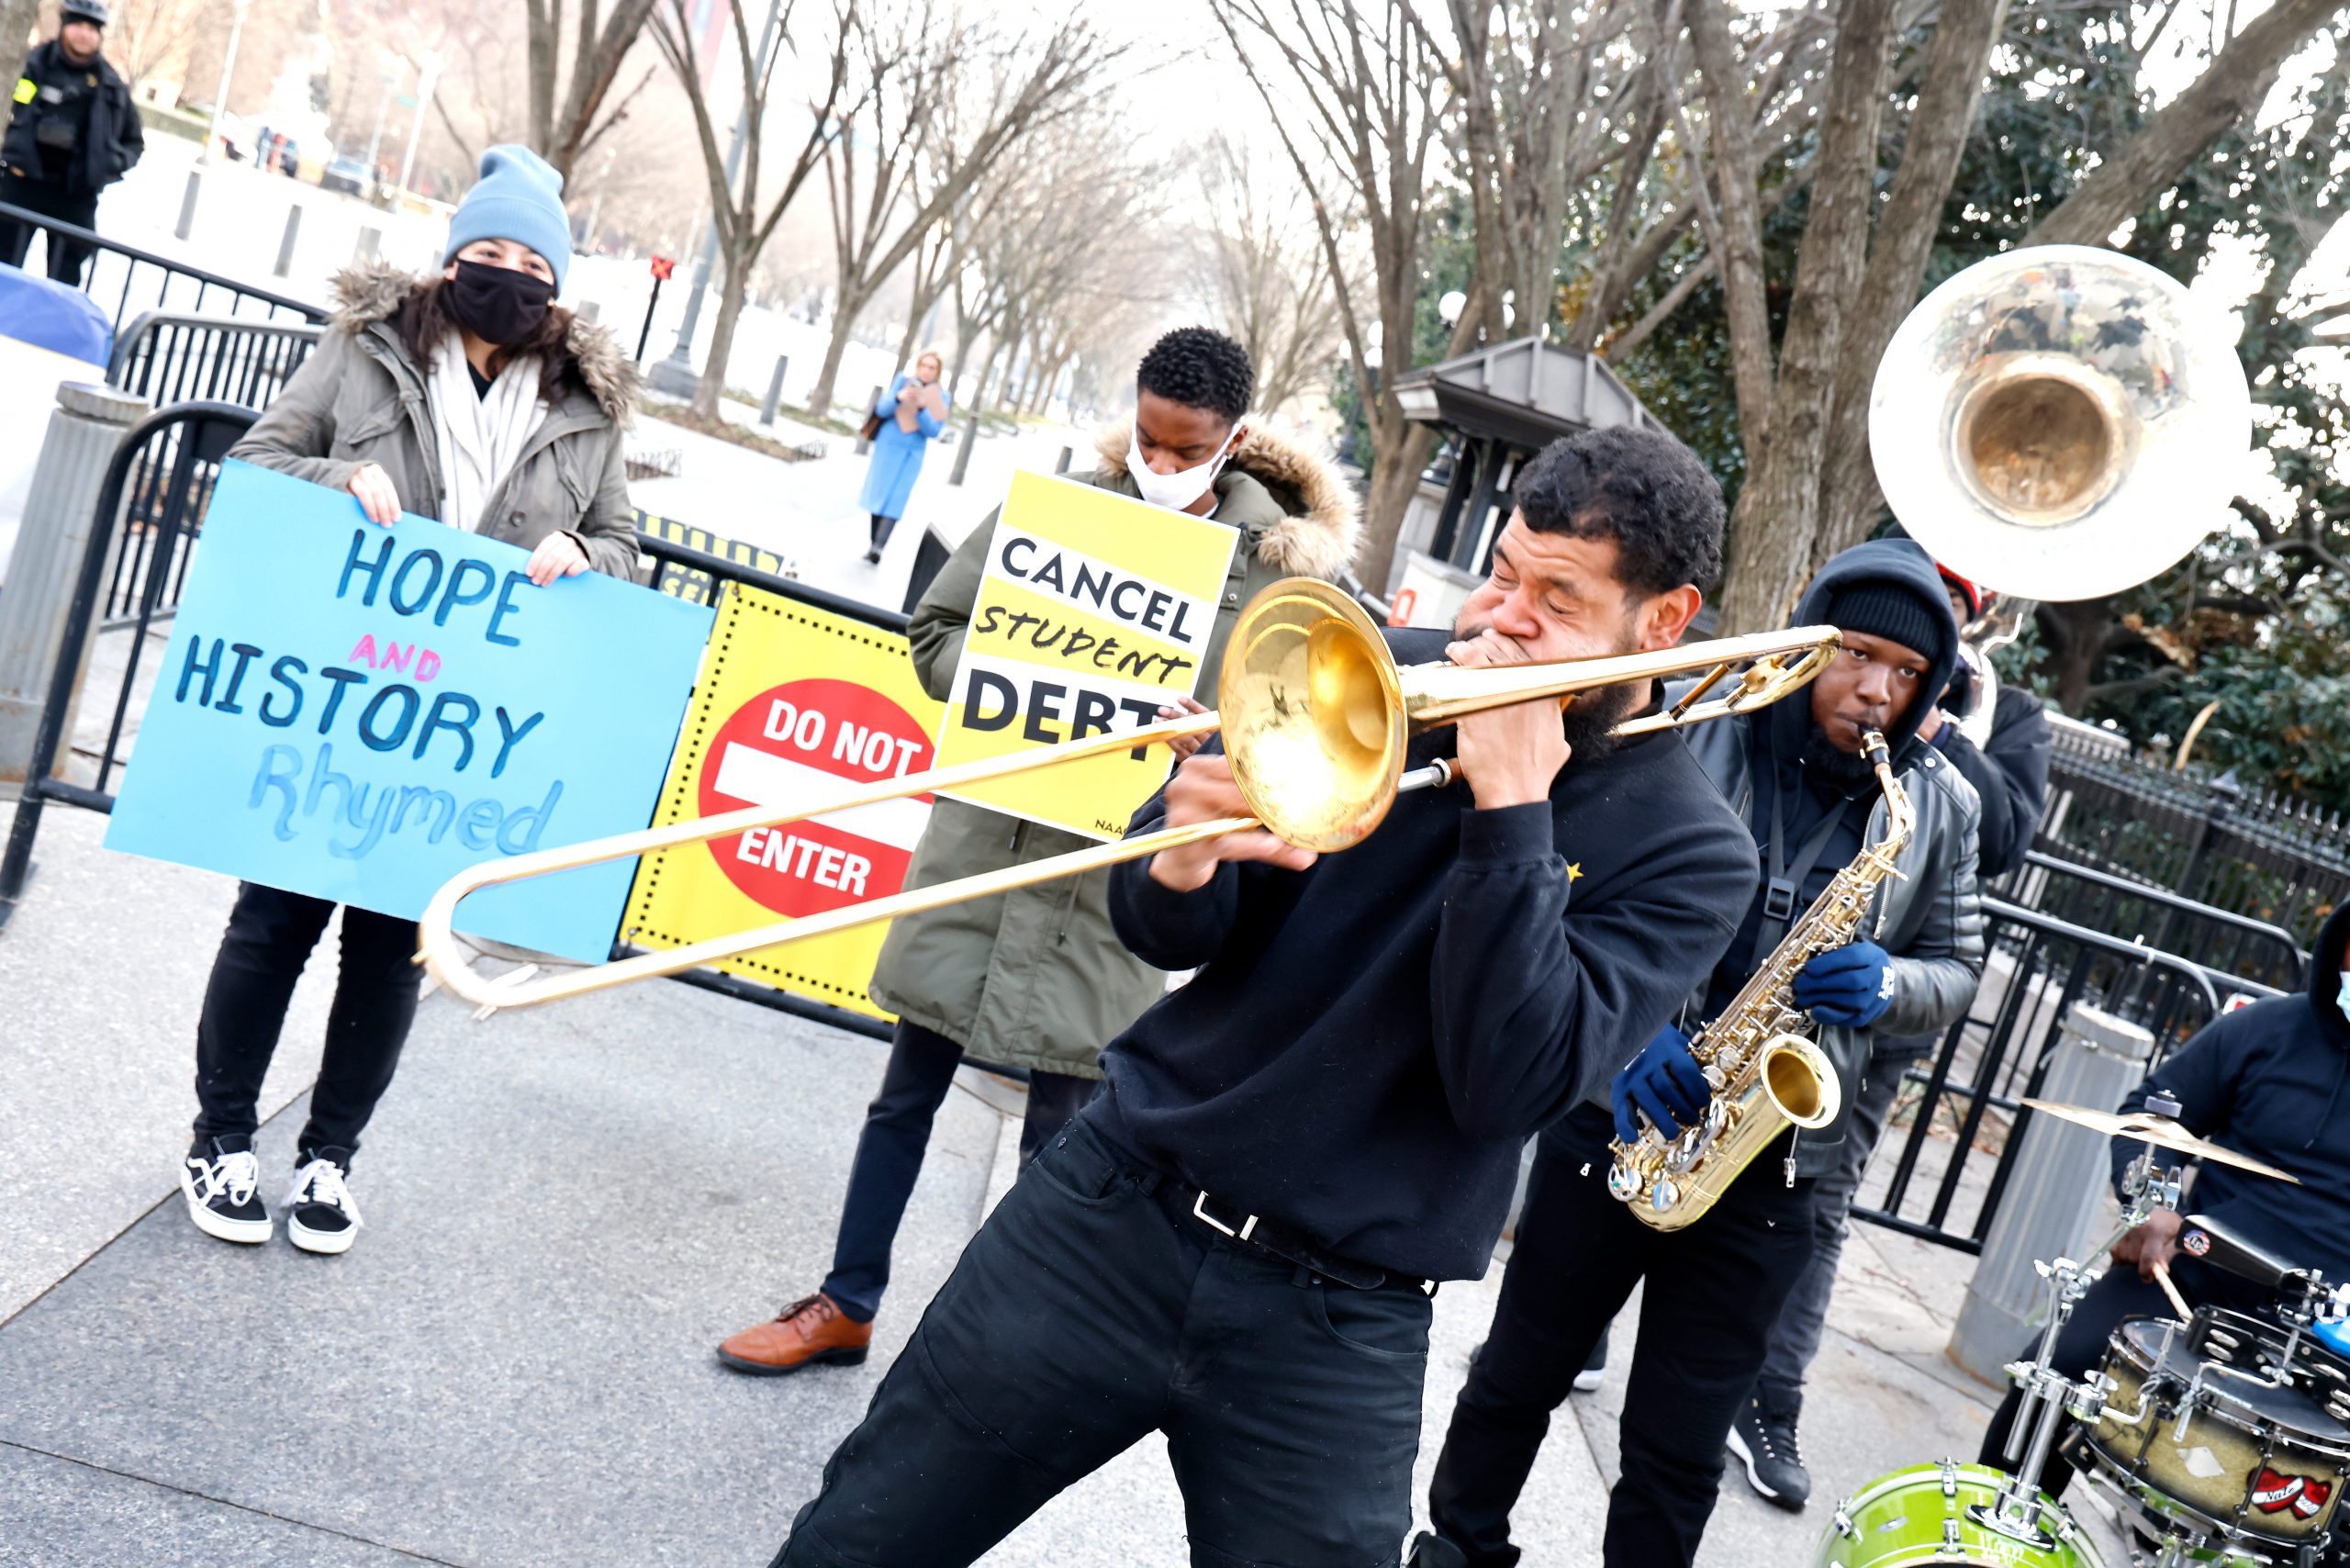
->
[2150,1259,2192,1319]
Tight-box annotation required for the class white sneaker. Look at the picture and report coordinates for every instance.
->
[285,1150,362,1255]
[180,1137,271,1244]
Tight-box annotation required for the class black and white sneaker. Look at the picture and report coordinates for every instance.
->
[1727,1393,1811,1510]
[285,1148,362,1255]
[181,1135,271,1244]
[1573,1327,1610,1393]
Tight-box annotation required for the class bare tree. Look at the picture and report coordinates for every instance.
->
[1211,0,1462,590]
[524,0,664,179]
[0,0,39,136]
[653,0,856,418]
[1192,133,1344,413]
[804,3,1132,417]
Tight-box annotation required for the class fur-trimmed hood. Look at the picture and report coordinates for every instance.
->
[1092,421,1360,581]
[326,260,638,426]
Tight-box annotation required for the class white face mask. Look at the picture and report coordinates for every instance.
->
[2338,970,2349,1023]
[1126,424,1238,513]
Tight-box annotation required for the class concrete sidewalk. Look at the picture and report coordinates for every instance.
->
[0,798,2063,1567]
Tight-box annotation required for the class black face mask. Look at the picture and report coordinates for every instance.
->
[443,260,554,346]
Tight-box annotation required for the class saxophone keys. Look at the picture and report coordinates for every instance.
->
[1648,1176,1681,1215]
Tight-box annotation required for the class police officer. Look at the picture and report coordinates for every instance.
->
[3,0,143,286]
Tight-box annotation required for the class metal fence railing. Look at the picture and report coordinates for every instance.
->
[2034,726,2350,945]
[1853,898,2284,1254]
[0,201,325,333]
[107,310,324,412]
[1994,848,2311,993]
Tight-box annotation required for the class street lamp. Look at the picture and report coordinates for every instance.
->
[198,0,252,165]
[396,50,443,205]
[648,0,789,398]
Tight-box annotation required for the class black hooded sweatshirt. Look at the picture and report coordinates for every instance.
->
[1701,538,1963,1017]
[2109,900,2350,1282]
[1094,626,1759,1282]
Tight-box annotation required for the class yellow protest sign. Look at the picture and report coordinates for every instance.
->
[934,472,1239,840]
[621,586,944,1019]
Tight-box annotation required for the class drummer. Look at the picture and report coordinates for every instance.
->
[1977,899,2350,1506]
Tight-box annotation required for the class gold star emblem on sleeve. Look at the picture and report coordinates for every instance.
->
[1566,862,1584,882]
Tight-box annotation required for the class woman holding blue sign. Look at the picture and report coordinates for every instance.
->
[857,350,949,565]
[176,146,643,1256]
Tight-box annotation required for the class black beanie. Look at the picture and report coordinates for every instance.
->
[1824,582,1947,659]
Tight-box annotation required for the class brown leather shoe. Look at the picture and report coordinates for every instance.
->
[717,1292,872,1376]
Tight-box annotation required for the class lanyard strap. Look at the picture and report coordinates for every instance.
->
[1754,761,1861,954]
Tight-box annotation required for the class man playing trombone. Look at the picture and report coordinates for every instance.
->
[761,428,1762,1566]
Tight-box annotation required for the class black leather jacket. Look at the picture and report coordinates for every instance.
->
[5,39,143,194]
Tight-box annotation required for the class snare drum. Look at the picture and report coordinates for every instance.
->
[2083,1310,2350,1551]
[1815,1461,2102,1566]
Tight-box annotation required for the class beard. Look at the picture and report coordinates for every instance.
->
[1802,726,1878,786]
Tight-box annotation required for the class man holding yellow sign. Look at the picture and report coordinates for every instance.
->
[717,328,1359,1376]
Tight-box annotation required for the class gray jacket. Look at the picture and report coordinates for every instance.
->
[1676,712,1986,1178]
[227,262,643,580]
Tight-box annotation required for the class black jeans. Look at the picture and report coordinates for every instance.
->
[868,512,897,549]
[1427,1113,1818,1568]
[192,882,420,1161]
[819,1019,1096,1323]
[0,172,98,286]
[773,1115,1434,1567]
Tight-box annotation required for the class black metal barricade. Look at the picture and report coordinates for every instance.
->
[0,201,324,332]
[108,310,324,413]
[1995,848,2310,993]
[1852,898,2284,1254]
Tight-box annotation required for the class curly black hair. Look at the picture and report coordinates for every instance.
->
[1512,427,1726,595]
[1136,327,1254,422]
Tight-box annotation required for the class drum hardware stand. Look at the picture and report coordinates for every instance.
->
[1978,1139,2188,1548]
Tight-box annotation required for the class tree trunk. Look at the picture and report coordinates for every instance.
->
[1812,0,2013,557]
[692,241,753,420]
[1355,413,1439,596]
[0,0,42,135]
[1685,0,1779,462]
[808,286,870,419]
[2030,0,2344,247]
[1717,0,1899,635]
[2038,597,2119,714]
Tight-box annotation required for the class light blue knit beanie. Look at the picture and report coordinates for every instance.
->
[443,145,574,292]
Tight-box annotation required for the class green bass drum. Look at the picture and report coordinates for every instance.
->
[1815,1461,2104,1566]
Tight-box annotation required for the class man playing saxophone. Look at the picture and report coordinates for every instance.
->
[1413,538,1985,1568]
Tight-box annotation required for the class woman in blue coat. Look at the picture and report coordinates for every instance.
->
[858,350,948,563]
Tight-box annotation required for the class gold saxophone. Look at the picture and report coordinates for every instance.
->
[1606,730,1916,1231]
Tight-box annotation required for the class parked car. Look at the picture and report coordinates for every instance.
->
[320,156,372,197]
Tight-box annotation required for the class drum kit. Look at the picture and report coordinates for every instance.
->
[1814,1095,2350,1568]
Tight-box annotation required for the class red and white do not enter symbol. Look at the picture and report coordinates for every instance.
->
[698,678,934,919]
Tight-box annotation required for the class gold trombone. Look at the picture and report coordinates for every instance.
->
[416,579,1842,1012]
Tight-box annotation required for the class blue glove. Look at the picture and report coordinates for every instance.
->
[1794,939,1895,1026]
[1611,1024,1711,1146]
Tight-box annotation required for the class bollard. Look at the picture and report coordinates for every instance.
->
[759,355,789,427]
[273,206,302,278]
[947,408,980,487]
[0,384,153,791]
[1054,444,1072,476]
[1948,1003,2156,1384]
[353,226,380,263]
[852,384,886,455]
[174,170,201,241]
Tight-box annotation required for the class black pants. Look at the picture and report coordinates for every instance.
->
[0,172,98,286]
[774,1115,1434,1567]
[868,512,897,549]
[1427,1112,1818,1568]
[192,882,420,1160]
[819,1019,1096,1323]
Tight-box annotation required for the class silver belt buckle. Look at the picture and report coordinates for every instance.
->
[1192,1190,1259,1242]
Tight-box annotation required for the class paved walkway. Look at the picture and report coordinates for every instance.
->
[0,797,2075,1567]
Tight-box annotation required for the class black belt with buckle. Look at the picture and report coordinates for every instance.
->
[1161,1180,1435,1296]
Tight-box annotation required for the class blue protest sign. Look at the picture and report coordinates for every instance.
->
[104,461,715,961]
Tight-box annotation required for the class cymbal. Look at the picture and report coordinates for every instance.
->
[2020,1100,2302,1184]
